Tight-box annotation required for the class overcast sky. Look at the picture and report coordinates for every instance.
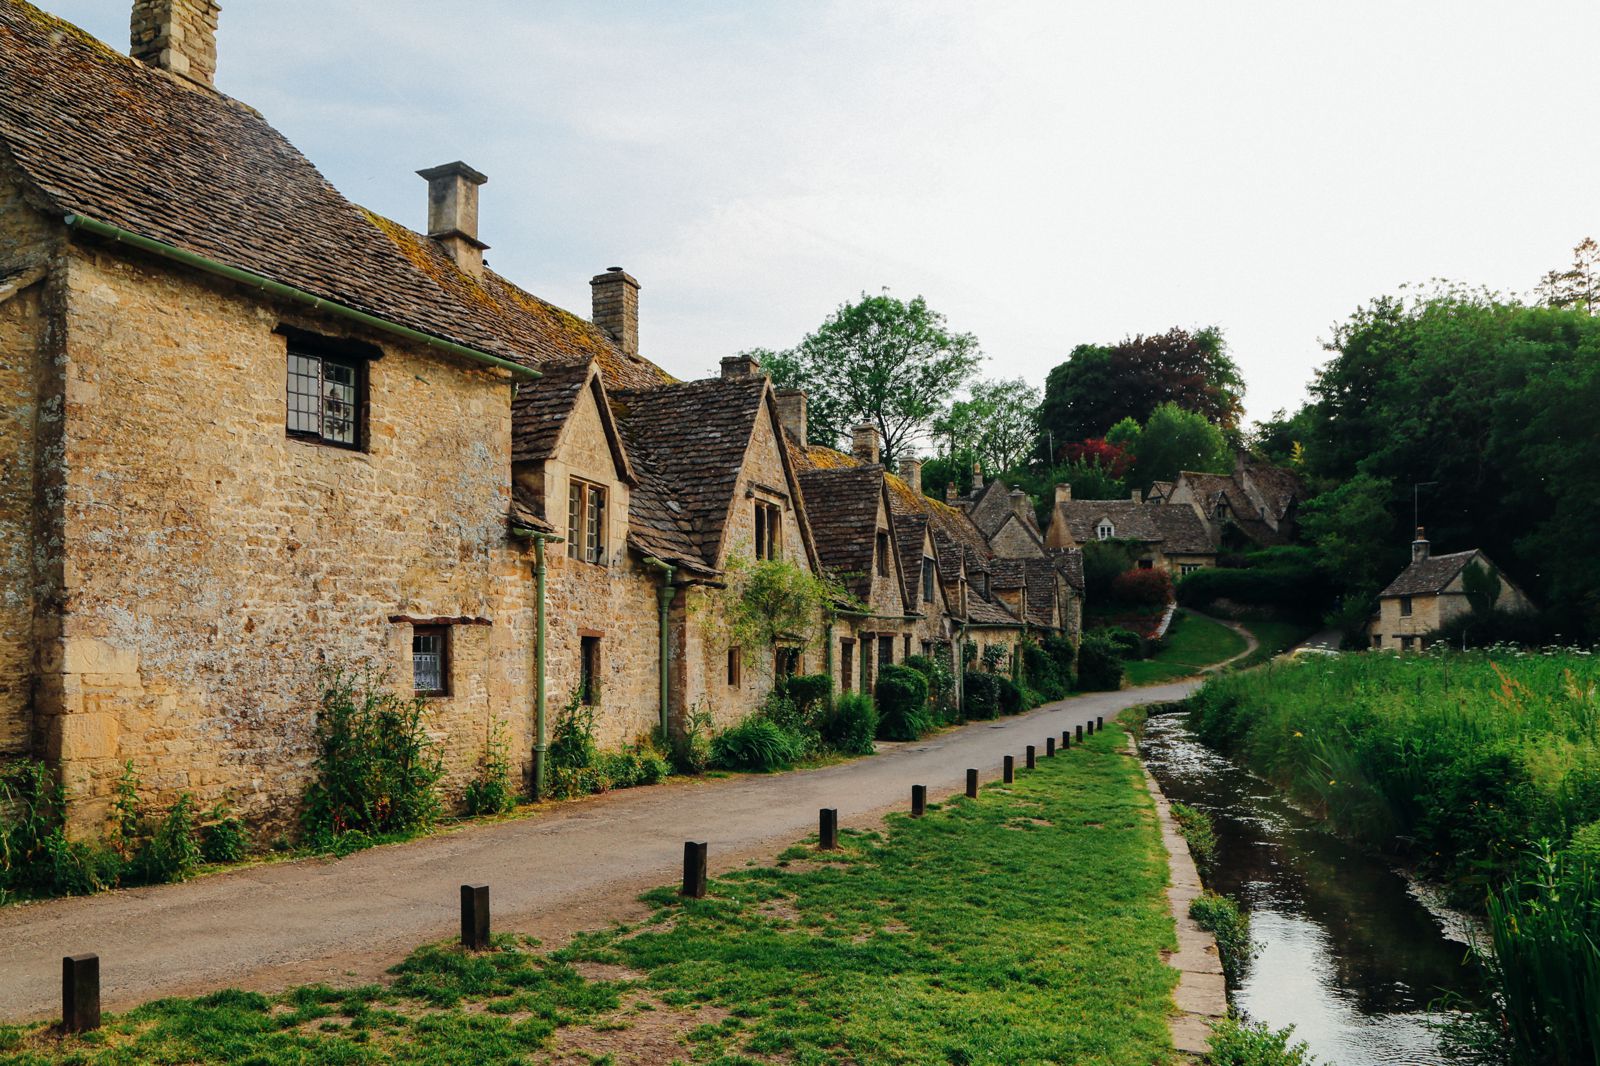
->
[47,1,1600,424]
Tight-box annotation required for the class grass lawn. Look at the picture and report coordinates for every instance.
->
[1123,610,1249,687]
[1230,619,1320,669]
[0,725,1180,1066]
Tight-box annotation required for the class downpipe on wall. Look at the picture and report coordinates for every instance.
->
[643,557,676,740]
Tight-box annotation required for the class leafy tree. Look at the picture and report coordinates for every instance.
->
[757,291,981,465]
[933,377,1040,473]
[1112,402,1231,491]
[1462,560,1503,618]
[718,555,854,663]
[1038,327,1245,444]
[1081,540,1139,602]
[1536,237,1600,313]
[1298,472,1401,604]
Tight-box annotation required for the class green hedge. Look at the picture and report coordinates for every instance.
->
[1075,633,1126,691]
[875,664,933,741]
[963,671,1000,720]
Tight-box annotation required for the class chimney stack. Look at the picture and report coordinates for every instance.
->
[945,482,958,504]
[1009,488,1031,523]
[972,461,984,491]
[774,390,807,448]
[900,458,923,497]
[417,162,489,278]
[720,353,761,379]
[1412,526,1430,563]
[591,267,640,358]
[1054,483,1072,505]
[1130,488,1143,503]
[852,424,881,465]
[131,0,220,88]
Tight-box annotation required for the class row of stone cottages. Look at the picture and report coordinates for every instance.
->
[0,0,1086,832]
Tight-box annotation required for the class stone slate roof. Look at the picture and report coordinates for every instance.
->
[967,594,1023,627]
[1022,558,1061,628]
[0,0,672,390]
[891,509,932,615]
[610,375,771,571]
[509,484,554,535]
[1380,550,1480,598]
[796,466,887,602]
[1147,480,1175,503]
[511,361,591,465]
[1150,503,1216,555]
[1237,456,1303,522]
[989,559,1027,590]
[1056,499,1164,544]
[1052,549,1086,592]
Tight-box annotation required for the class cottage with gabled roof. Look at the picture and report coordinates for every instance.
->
[1369,529,1533,651]
[1045,485,1217,576]
[1165,453,1304,551]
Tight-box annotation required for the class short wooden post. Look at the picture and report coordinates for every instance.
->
[1097,715,1104,731]
[1026,745,1036,769]
[911,785,926,817]
[460,883,490,951]
[1076,724,1084,742]
[1062,729,1071,749]
[1003,755,1015,783]
[819,808,838,850]
[61,954,99,1034]
[966,768,978,798]
[1046,736,1056,758]
[682,841,708,898]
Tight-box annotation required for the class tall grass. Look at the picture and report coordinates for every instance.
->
[1189,648,1600,1065]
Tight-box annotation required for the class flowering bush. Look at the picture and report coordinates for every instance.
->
[1109,567,1173,607]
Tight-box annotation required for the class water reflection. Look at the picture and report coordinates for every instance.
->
[1140,710,1481,1065]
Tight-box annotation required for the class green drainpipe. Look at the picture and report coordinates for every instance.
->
[510,531,558,800]
[823,618,834,681]
[644,558,677,739]
[63,213,540,381]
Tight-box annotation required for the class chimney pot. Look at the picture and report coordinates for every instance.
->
[131,0,221,88]
[720,354,761,379]
[417,162,489,278]
[899,458,923,496]
[591,268,641,357]
[1412,526,1430,563]
[852,424,881,465]
[774,390,807,448]
[1009,488,1031,523]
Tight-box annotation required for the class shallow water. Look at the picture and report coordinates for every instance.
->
[1140,710,1483,1065]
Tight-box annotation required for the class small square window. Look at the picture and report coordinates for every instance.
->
[413,625,449,696]
[285,338,367,449]
[1399,595,1413,617]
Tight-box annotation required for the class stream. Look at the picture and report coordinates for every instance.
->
[1139,708,1484,1066]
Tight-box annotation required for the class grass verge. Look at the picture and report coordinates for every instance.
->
[1230,620,1320,670]
[0,725,1179,1066]
[1124,611,1248,686]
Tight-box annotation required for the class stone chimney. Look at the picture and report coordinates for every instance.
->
[945,482,958,504]
[900,458,923,497]
[1054,483,1072,505]
[852,424,881,465]
[1130,488,1143,503]
[1412,526,1430,563]
[972,461,984,492]
[131,0,220,88]
[774,390,807,448]
[720,353,761,379]
[591,267,640,357]
[417,162,488,278]
[1009,488,1031,523]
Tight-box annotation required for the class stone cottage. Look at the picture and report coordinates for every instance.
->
[1044,485,1217,576]
[1164,453,1304,552]
[1369,529,1533,651]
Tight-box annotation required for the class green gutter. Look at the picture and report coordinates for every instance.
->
[63,213,539,381]
[643,557,677,740]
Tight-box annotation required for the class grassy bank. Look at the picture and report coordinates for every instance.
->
[0,724,1182,1066]
[1188,649,1600,1064]
[1123,611,1248,686]
[1230,620,1319,669]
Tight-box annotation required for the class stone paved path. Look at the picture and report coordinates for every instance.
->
[0,682,1198,1021]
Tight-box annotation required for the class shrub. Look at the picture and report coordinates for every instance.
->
[598,746,672,789]
[550,690,599,776]
[1190,890,1253,987]
[1170,802,1218,869]
[820,692,878,755]
[875,664,933,741]
[1178,554,1333,621]
[712,717,805,771]
[672,703,714,775]
[463,717,519,816]
[301,669,444,849]
[996,676,1023,716]
[1021,641,1069,701]
[904,653,958,720]
[756,688,821,758]
[1428,607,1549,650]
[1083,539,1138,601]
[1096,626,1143,660]
[964,671,1001,720]
[1110,567,1173,607]
[780,673,832,718]
[980,643,1011,674]
[199,800,249,864]
[1570,819,1600,865]
[1075,633,1126,691]
[1205,1015,1318,1066]
[126,793,203,886]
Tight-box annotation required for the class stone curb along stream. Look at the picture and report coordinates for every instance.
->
[1128,730,1229,1058]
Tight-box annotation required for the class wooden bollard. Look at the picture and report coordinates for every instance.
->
[1062,729,1071,749]
[682,841,708,898]
[61,954,99,1034]
[1087,719,1095,736]
[1026,745,1036,770]
[911,785,926,817]
[1003,755,1015,783]
[1046,737,1056,758]
[1076,724,1084,742]
[819,808,838,851]
[460,883,490,951]
[966,768,978,798]
[1097,715,1104,730]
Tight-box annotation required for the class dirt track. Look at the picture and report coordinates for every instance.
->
[0,681,1196,1021]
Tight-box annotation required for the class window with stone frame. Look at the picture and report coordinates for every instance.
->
[754,500,781,560]
[567,478,608,565]
[921,557,936,602]
[876,531,891,577]
[1399,595,1413,617]
[775,647,801,678]
[878,636,894,670]
[412,625,449,697]
[284,330,372,449]
[1096,518,1115,540]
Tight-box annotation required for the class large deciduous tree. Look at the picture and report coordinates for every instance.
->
[1037,327,1245,445]
[757,291,981,466]
[933,377,1041,474]
[1108,402,1231,492]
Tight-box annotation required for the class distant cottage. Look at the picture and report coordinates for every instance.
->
[0,0,1080,831]
[1369,529,1533,651]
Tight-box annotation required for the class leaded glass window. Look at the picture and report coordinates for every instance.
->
[286,345,361,447]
